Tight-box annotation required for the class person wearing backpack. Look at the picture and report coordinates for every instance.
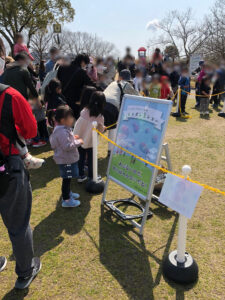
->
[0,84,41,289]
[103,69,139,156]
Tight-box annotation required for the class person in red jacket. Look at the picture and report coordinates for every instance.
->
[160,75,173,100]
[0,84,41,289]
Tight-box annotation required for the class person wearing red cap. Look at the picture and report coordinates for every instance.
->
[160,76,173,100]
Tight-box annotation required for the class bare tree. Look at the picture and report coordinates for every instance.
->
[60,30,117,57]
[147,8,209,60]
[30,28,54,61]
[202,0,225,61]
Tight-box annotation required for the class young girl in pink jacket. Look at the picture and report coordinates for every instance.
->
[49,106,83,208]
[74,91,106,182]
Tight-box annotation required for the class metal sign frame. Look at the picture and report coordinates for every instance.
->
[101,94,172,235]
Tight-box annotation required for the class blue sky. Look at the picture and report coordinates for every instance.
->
[68,0,215,57]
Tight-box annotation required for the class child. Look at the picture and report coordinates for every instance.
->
[14,33,34,61]
[178,67,190,115]
[80,86,97,110]
[44,79,66,110]
[149,74,161,98]
[49,106,83,208]
[160,76,173,100]
[31,99,49,147]
[199,76,211,116]
[140,76,151,97]
[74,91,105,182]
[133,69,143,92]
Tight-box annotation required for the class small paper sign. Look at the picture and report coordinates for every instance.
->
[159,174,203,219]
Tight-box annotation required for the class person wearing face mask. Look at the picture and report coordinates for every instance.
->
[57,53,96,119]
[2,53,38,100]
[178,67,190,115]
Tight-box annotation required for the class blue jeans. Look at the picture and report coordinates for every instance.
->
[59,162,79,179]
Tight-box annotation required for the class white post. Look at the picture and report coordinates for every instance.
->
[92,121,98,182]
[176,165,191,263]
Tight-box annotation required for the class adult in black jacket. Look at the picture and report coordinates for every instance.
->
[57,53,95,119]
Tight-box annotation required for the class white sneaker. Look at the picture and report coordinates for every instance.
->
[24,154,45,170]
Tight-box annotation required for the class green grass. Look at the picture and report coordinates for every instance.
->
[0,97,225,300]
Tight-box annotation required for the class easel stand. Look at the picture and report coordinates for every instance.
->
[163,166,198,284]
[102,143,172,235]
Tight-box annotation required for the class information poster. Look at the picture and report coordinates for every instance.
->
[108,95,172,200]
[159,174,203,219]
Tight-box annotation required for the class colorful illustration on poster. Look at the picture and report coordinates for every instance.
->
[109,96,172,199]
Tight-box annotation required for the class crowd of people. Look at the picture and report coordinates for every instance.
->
[0,33,225,289]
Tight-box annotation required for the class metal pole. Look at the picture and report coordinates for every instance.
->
[176,165,191,263]
[92,121,98,182]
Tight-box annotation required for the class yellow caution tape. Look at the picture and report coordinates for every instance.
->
[94,128,225,196]
[181,89,225,97]
[105,123,118,130]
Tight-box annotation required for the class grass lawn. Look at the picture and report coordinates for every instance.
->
[0,96,225,300]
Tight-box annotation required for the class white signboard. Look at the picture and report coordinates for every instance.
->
[159,174,203,219]
[189,54,203,75]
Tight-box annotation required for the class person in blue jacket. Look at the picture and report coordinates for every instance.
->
[178,67,191,114]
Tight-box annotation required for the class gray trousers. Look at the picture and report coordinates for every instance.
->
[0,156,34,278]
[200,98,210,112]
